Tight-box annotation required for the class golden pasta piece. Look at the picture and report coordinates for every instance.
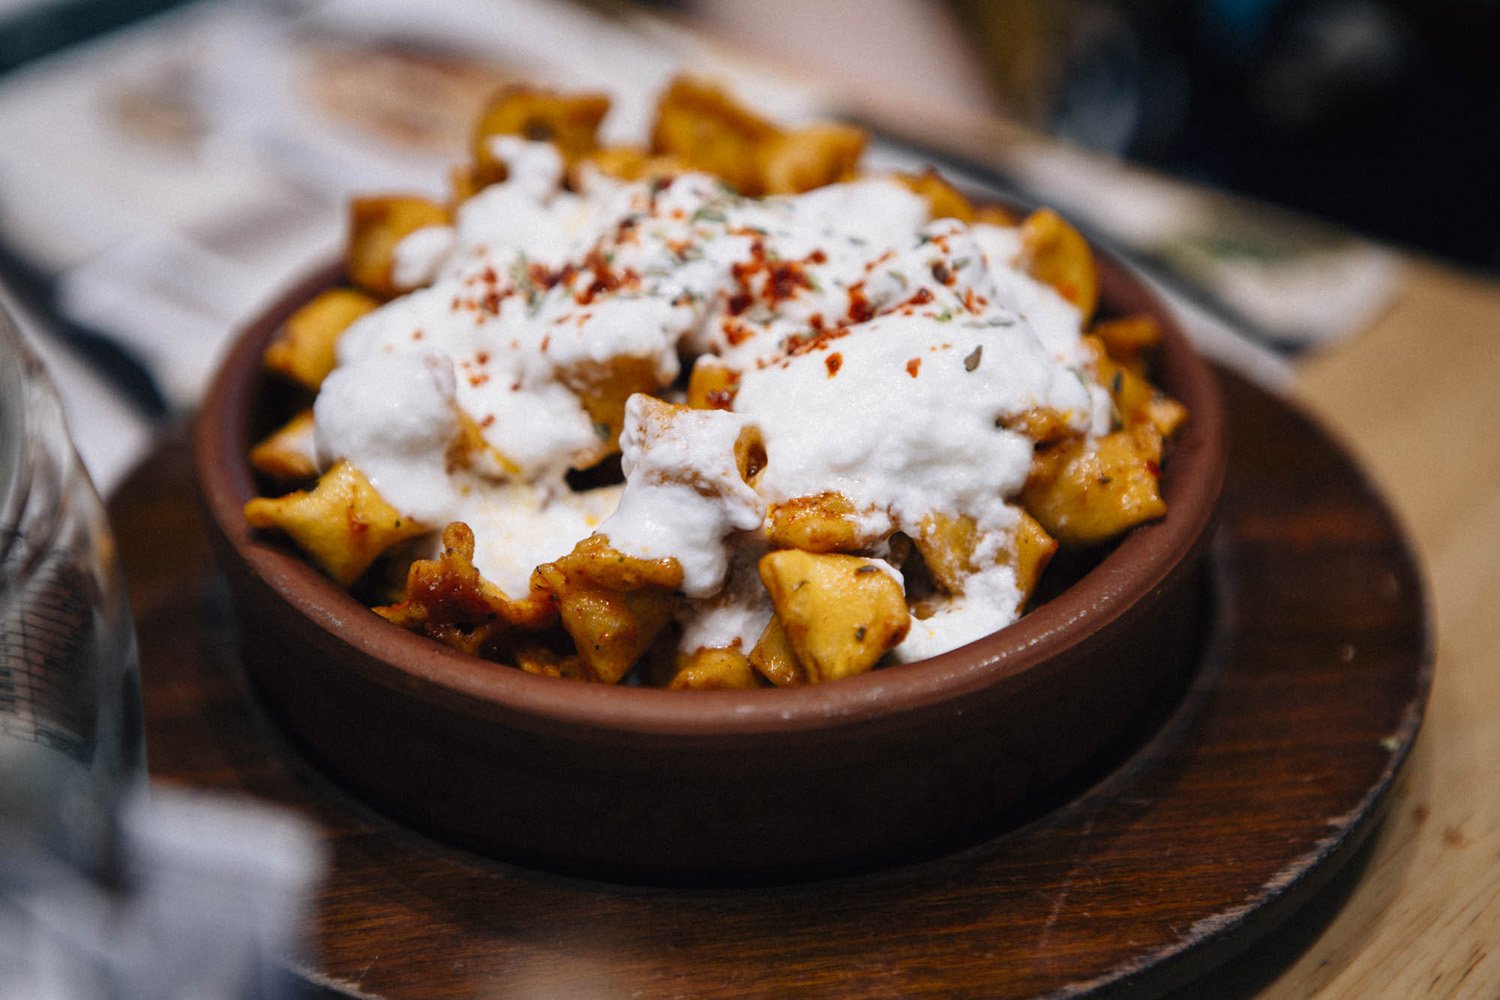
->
[1008,511,1061,603]
[914,510,1058,607]
[579,145,648,180]
[575,145,687,186]
[557,585,677,684]
[376,521,556,657]
[894,168,976,223]
[998,406,1080,447]
[1019,207,1099,322]
[532,536,684,683]
[1085,335,1154,424]
[471,85,611,185]
[669,646,760,691]
[685,359,740,410]
[913,512,978,596]
[1140,394,1188,439]
[263,288,379,390]
[1022,430,1167,546]
[610,391,765,489]
[757,550,909,684]
[650,76,777,195]
[1083,335,1188,438]
[763,492,866,553]
[974,203,1019,227]
[536,534,685,590]
[1090,313,1161,367]
[561,355,664,458]
[447,410,522,477]
[249,409,319,482]
[1130,420,1167,465]
[756,123,867,195]
[346,195,451,299]
[733,424,767,487]
[748,615,804,686]
[244,460,427,586]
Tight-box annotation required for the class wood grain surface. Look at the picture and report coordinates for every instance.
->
[111,367,1429,999]
[1262,260,1500,998]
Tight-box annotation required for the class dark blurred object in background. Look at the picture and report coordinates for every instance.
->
[8,0,1495,273]
[951,0,1500,271]
[0,0,194,73]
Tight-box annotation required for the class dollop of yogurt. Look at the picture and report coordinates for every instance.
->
[597,395,764,597]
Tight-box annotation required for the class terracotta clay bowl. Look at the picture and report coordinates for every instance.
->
[195,253,1226,883]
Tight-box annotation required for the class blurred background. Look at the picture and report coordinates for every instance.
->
[6,0,1497,268]
[674,0,1500,272]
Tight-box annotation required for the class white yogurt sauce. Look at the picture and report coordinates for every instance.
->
[599,395,764,598]
[312,139,1112,660]
[313,351,460,525]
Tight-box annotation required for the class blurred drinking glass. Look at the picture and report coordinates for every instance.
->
[0,299,145,882]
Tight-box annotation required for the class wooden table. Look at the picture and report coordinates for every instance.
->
[1193,263,1500,1000]
[1265,261,1500,997]
[1120,258,1500,1000]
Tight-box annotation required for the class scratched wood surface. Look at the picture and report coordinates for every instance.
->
[110,366,1429,999]
[1259,261,1500,997]
[1153,260,1500,1000]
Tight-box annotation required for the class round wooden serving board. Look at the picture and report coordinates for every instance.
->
[113,367,1431,999]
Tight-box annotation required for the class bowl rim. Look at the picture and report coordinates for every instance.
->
[195,251,1226,740]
